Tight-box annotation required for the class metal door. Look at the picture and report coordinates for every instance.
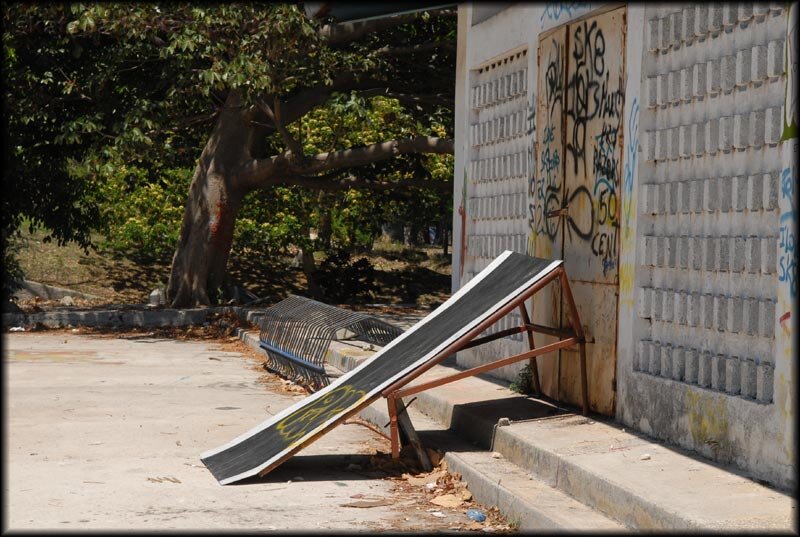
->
[530,25,567,400]
[531,7,625,415]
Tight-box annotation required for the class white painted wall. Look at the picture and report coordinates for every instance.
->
[452,2,796,490]
[617,3,795,491]
[453,3,608,381]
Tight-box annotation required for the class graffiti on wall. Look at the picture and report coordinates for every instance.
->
[526,90,538,255]
[779,167,797,298]
[622,97,639,238]
[529,14,625,280]
[540,2,591,25]
[536,37,567,242]
[565,19,625,276]
[531,34,594,249]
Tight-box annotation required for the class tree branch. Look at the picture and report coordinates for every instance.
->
[256,97,305,159]
[375,40,455,57]
[179,110,220,128]
[273,73,360,128]
[318,12,421,47]
[277,73,451,130]
[290,136,454,175]
[240,136,453,187]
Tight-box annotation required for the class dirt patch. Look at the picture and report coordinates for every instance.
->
[14,227,451,310]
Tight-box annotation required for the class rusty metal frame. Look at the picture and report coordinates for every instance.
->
[381,265,588,459]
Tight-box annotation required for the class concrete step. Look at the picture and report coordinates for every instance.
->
[492,413,796,531]
[321,337,796,532]
[355,395,625,531]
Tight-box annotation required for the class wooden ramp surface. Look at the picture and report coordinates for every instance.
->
[201,251,560,484]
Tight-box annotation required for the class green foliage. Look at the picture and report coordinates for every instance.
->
[295,94,453,253]
[226,92,454,259]
[2,232,26,302]
[328,190,381,251]
[234,186,312,255]
[64,3,330,102]
[3,3,456,286]
[509,363,535,395]
[90,163,190,261]
[3,3,214,270]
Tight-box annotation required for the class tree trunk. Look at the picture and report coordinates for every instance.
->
[164,89,454,308]
[316,191,333,250]
[403,225,413,247]
[300,246,322,299]
[167,92,253,308]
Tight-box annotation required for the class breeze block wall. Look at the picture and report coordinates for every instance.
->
[452,5,543,381]
[464,48,531,346]
[616,3,795,490]
[453,2,795,490]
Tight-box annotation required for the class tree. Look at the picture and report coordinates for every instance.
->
[3,4,103,300]
[3,3,456,306]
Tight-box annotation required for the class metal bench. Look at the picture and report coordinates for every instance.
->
[255,295,403,390]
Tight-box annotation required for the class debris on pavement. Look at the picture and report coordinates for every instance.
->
[377,447,514,533]
[340,499,394,508]
[467,508,487,522]
[430,494,463,508]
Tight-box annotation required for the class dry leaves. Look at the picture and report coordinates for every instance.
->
[402,469,446,487]
[389,452,515,533]
[430,493,463,509]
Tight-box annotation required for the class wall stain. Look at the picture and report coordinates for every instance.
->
[685,391,731,461]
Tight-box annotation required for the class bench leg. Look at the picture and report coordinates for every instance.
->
[395,398,432,472]
[387,396,401,459]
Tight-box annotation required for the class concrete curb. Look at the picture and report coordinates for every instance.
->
[322,339,797,531]
[441,449,624,532]
[492,426,682,529]
[2,305,267,330]
[15,280,101,301]
[327,378,624,531]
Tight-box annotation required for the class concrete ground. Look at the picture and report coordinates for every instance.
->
[3,332,496,532]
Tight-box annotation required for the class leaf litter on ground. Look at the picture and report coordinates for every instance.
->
[380,447,514,533]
